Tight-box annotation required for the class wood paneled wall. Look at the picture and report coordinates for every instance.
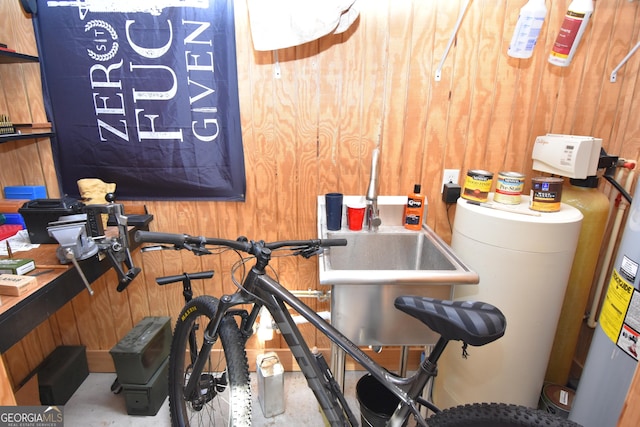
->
[2,0,640,406]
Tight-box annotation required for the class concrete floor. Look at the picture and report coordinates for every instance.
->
[64,371,365,426]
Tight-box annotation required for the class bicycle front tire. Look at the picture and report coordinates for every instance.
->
[427,403,582,427]
[169,295,251,426]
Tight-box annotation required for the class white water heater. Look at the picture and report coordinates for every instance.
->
[433,194,582,408]
[569,184,640,427]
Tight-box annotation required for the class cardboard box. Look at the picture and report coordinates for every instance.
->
[0,274,38,296]
[0,258,36,275]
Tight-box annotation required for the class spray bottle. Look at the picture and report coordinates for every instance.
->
[508,0,548,59]
[548,0,594,67]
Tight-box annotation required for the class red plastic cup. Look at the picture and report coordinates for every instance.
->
[347,203,366,231]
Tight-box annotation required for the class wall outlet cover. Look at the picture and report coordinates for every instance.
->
[441,169,460,193]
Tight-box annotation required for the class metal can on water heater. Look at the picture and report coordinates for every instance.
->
[462,170,493,203]
[530,177,564,212]
[494,171,525,205]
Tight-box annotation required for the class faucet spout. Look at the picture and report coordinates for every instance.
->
[365,201,381,231]
[366,148,380,202]
[365,148,382,231]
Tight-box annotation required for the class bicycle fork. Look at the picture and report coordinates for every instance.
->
[182,292,248,401]
[195,287,352,425]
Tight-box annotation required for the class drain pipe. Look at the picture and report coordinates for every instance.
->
[256,290,331,341]
[588,162,636,327]
[290,289,331,302]
[288,290,331,325]
[291,311,331,325]
[256,307,332,341]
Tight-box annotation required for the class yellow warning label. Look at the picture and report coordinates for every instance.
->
[601,269,635,343]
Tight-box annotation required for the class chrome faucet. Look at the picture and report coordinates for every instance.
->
[365,148,382,231]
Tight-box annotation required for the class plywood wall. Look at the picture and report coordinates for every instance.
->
[2,0,640,397]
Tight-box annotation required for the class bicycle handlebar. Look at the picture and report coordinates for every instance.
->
[134,230,347,256]
[156,271,215,286]
[135,230,251,251]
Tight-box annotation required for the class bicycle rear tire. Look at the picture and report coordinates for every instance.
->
[427,403,582,427]
[169,295,251,426]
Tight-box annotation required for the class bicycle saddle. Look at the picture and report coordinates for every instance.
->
[394,296,506,346]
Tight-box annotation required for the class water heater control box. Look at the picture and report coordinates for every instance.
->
[532,134,602,179]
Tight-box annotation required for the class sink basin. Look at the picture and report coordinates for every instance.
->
[327,232,453,270]
[317,196,479,286]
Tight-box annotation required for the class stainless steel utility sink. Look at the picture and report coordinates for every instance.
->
[323,228,475,282]
[317,195,478,347]
[318,196,478,286]
[327,231,452,270]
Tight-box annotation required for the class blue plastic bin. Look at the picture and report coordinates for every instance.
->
[4,185,46,200]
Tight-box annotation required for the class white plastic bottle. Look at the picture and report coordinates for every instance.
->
[548,0,594,67]
[508,0,548,59]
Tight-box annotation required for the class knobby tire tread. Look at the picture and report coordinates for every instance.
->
[169,295,251,426]
[427,403,582,427]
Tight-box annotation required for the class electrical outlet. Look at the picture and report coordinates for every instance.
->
[441,169,460,193]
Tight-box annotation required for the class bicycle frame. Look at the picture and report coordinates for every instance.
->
[190,263,445,427]
[138,232,558,427]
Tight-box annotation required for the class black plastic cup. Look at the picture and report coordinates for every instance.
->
[325,193,343,231]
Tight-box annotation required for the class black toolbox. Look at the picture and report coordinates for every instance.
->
[110,316,171,384]
[121,356,169,416]
[37,345,89,405]
[18,197,84,244]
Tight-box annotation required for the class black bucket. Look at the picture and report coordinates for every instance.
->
[356,374,401,427]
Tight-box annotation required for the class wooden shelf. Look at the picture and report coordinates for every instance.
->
[0,124,53,144]
[0,131,54,143]
[0,51,46,143]
[0,50,38,64]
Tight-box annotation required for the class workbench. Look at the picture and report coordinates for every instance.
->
[0,225,146,353]
[0,223,149,405]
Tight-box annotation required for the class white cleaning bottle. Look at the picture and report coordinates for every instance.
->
[548,0,594,67]
[508,0,548,59]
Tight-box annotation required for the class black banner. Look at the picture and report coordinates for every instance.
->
[34,0,246,200]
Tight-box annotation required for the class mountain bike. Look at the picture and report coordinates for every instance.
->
[134,230,581,427]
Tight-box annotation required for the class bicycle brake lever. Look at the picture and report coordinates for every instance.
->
[294,246,322,259]
[183,243,212,256]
